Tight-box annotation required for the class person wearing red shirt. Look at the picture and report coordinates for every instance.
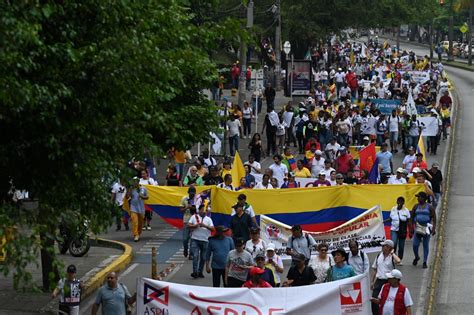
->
[410,153,428,172]
[439,91,452,108]
[335,147,355,175]
[242,267,272,288]
[345,69,358,97]
[231,63,241,89]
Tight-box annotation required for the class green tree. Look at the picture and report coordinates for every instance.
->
[0,0,239,290]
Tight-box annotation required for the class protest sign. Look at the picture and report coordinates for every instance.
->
[418,116,439,137]
[137,273,371,315]
[371,99,401,114]
[260,205,386,260]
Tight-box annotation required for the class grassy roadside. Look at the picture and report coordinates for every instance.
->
[443,60,474,72]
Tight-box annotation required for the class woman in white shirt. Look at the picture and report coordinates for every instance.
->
[309,243,335,283]
[389,197,411,263]
[245,227,267,260]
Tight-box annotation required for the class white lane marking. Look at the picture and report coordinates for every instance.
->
[120,263,139,278]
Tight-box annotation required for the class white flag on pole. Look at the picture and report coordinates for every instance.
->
[361,43,367,59]
[406,90,418,116]
[209,132,221,155]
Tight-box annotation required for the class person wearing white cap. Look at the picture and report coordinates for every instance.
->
[371,269,413,315]
[387,168,407,184]
[371,239,401,315]
[310,150,325,178]
[264,243,284,287]
[428,162,443,208]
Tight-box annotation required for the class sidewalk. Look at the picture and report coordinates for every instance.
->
[0,244,124,314]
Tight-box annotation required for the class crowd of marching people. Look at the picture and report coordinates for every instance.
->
[105,37,450,315]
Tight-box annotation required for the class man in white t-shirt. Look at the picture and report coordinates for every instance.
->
[269,155,288,187]
[227,115,242,157]
[372,269,413,315]
[325,137,341,161]
[245,154,262,175]
[387,110,401,153]
[111,179,128,231]
[188,205,214,278]
[387,168,407,185]
[402,146,416,173]
[311,150,325,178]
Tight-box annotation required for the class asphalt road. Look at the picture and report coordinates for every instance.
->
[79,41,471,315]
[434,65,474,314]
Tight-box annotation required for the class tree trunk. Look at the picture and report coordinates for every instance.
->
[40,231,58,291]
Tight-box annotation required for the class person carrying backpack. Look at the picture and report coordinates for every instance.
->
[285,225,316,266]
[347,240,369,275]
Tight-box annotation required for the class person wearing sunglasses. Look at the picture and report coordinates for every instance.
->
[308,243,334,283]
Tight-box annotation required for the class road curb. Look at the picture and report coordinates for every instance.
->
[424,76,459,315]
[81,238,133,298]
[40,238,132,314]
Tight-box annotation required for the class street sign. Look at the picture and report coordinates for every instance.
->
[460,23,468,34]
[250,69,264,90]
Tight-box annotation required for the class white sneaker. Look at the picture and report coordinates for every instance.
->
[134,235,139,242]
[142,226,146,230]
[147,226,151,230]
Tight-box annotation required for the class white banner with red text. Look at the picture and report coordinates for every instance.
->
[137,272,371,315]
[260,205,385,259]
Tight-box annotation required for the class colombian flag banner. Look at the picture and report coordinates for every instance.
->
[145,185,424,232]
[145,185,211,229]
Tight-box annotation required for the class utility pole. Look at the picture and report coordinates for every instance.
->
[429,21,434,60]
[238,0,254,107]
[469,5,473,66]
[448,0,454,61]
[274,0,282,91]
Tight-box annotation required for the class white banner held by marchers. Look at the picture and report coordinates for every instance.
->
[418,116,439,137]
[137,272,371,314]
[260,205,386,260]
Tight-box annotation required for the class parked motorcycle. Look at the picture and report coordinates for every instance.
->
[57,220,91,257]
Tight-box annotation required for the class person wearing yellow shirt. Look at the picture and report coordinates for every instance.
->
[220,160,232,178]
[440,104,451,140]
[294,160,312,178]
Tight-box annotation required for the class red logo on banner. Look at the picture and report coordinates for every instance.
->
[265,224,281,239]
[340,282,362,305]
[143,282,169,306]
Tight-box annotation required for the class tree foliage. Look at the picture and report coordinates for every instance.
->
[0,0,240,289]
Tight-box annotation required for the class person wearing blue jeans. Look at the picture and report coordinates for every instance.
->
[188,205,214,278]
[410,192,436,269]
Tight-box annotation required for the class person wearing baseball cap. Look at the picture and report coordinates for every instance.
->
[310,149,325,178]
[371,269,414,315]
[52,264,84,314]
[311,170,332,187]
[410,189,436,269]
[387,168,407,184]
[282,253,316,287]
[371,239,401,314]
[264,243,284,287]
[242,267,272,288]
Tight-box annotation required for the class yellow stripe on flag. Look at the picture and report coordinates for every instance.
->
[231,152,246,188]
[417,136,427,163]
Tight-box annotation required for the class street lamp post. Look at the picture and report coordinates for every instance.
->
[283,41,291,98]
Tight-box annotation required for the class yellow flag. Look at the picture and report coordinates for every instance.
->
[231,151,246,188]
[417,136,427,163]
